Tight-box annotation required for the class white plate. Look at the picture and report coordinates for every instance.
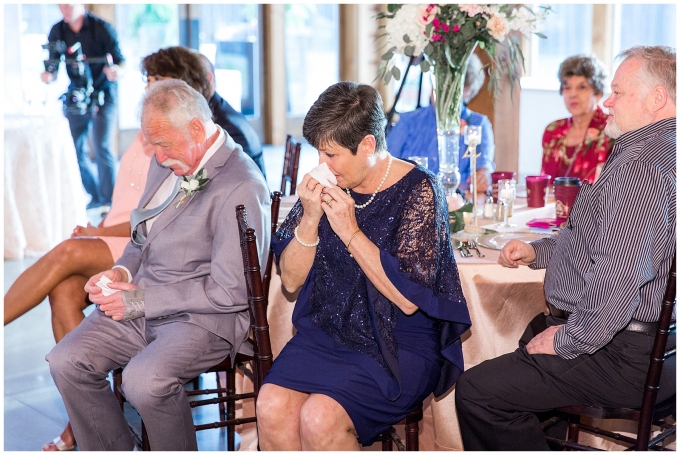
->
[477,232,553,250]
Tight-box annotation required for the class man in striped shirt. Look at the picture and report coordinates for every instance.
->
[455,45,676,450]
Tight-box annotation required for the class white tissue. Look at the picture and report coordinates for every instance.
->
[307,162,337,188]
[96,275,120,296]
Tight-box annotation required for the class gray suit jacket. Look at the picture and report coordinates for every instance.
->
[116,133,271,359]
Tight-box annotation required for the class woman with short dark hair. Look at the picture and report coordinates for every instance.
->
[256,81,471,450]
[541,54,614,183]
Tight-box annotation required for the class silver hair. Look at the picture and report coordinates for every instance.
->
[138,79,213,131]
[618,45,676,105]
[464,54,485,103]
[557,54,607,96]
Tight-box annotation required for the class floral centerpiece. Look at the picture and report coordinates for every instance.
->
[377,4,549,193]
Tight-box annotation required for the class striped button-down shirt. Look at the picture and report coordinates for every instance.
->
[529,118,676,359]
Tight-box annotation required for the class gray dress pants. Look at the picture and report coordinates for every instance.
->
[47,308,233,451]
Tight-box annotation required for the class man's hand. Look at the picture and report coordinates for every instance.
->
[526,324,562,355]
[97,281,140,321]
[103,64,122,82]
[474,168,491,193]
[41,71,55,84]
[499,239,537,268]
[84,268,128,304]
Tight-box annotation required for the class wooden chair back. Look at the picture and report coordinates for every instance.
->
[280,135,301,196]
[263,191,282,301]
[236,204,273,391]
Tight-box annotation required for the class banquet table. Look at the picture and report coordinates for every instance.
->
[236,196,639,451]
[4,114,87,260]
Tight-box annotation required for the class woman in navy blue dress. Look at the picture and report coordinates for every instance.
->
[256,82,471,450]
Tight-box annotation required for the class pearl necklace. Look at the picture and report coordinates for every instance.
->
[346,154,393,210]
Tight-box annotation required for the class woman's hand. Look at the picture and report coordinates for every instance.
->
[72,223,100,238]
[297,174,326,223]
[319,184,359,243]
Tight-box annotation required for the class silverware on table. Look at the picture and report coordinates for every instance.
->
[468,240,485,257]
[460,241,473,258]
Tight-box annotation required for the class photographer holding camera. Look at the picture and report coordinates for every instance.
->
[42,4,125,212]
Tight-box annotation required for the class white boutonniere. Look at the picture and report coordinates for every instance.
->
[176,168,211,208]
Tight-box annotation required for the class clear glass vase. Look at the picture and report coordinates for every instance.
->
[430,43,476,196]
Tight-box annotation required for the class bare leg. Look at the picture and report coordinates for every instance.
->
[299,394,360,450]
[48,275,90,343]
[4,238,113,325]
[256,384,309,450]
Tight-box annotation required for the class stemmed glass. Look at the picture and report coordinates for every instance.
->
[497,179,516,228]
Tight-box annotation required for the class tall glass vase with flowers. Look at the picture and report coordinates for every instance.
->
[377,4,550,194]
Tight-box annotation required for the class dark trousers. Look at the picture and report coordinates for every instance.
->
[455,319,676,450]
[65,99,117,207]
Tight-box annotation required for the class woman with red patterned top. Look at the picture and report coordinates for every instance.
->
[541,55,614,184]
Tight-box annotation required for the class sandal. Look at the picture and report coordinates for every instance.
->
[42,436,76,451]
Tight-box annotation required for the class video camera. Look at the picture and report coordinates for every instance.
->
[43,40,112,115]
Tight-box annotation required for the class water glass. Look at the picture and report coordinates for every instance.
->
[497,179,516,228]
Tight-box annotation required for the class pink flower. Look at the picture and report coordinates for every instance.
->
[459,4,490,17]
[453,24,461,32]
[486,14,510,41]
[432,17,441,31]
[417,4,439,25]
[586,128,600,141]
[441,22,450,33]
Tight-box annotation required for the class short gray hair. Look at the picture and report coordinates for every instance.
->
[464,53,485,103]
[558,54,607,96]
[139,79,213,131]
[303,81,387,155]
[618,45,676,105]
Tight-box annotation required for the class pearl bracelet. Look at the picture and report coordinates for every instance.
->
[294,226,320,248]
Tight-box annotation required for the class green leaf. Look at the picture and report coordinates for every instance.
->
[404,45,415,57]
[391,65,401,80]
[478,41,485,49]
[403,33,411,44]
[424,43,434,55]
[420,59,431,72]
[448,203,473,233]
[534,32,547,39]
[384,70,392,85]
[381,46,396,61]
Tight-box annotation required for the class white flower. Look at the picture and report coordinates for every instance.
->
[486,13,510,41]
[508,7,537,35]
[180,181,191,191]
[385,4,430,56]
[189,179,199,191]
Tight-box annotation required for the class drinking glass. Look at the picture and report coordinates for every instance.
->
[497,179,516,228]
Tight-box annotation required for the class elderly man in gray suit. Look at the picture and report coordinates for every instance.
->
[46,79,270,451]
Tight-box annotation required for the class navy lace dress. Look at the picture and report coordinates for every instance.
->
[264,164,471,445]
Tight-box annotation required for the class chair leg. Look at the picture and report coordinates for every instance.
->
[381,430,393,451]
[142,421,150,451]
[113,368,124,411]
[227,368,236,452]
[567,415,580,444]
[217,372,226,422]
[405,420,419,451]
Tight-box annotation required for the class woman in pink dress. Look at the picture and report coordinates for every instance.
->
[4,46,216,451]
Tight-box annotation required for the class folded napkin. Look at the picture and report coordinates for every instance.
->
[307,162,337,188]
[526,218,557,229]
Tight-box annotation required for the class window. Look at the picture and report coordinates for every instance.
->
[526,4,593,89]
[613,4,676,58]
[6,4,69,115]
[284,4,339,116]
[197,4,260,117]
[115,4,180,129]
[390,55,433,115]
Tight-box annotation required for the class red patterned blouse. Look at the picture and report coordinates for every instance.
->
[541,106,614,184]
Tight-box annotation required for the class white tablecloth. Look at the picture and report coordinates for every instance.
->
[4,114,87,260]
